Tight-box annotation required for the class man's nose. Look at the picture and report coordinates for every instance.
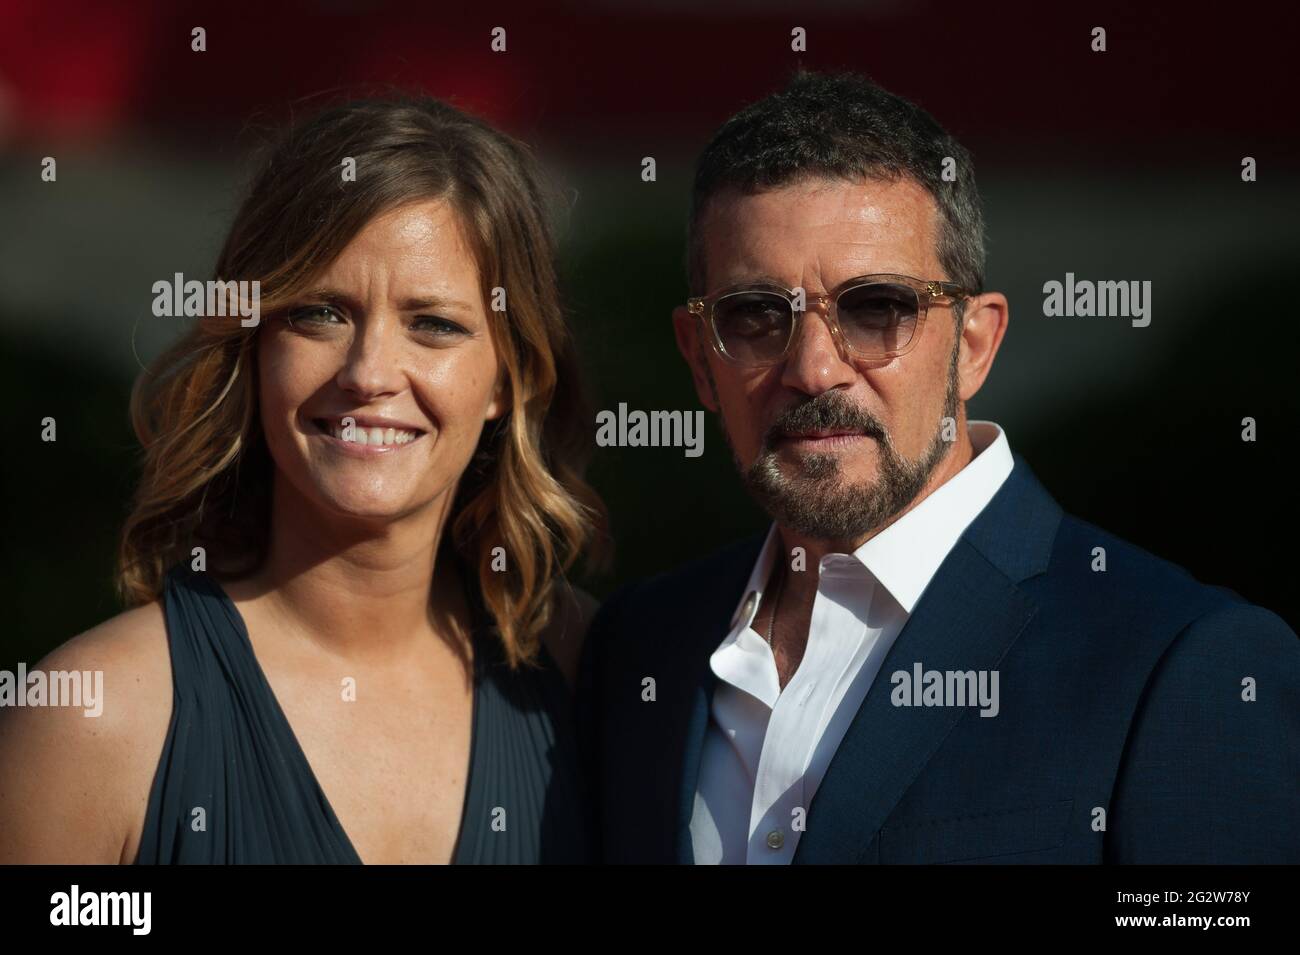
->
[779,297,856,395]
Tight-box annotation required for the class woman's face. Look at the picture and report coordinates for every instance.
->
[258,198,506,524]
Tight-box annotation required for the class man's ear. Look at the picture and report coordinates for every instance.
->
[956,292,1009,403]
[672,305,720,413]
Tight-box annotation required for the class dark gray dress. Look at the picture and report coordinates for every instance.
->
[134,565,589,864]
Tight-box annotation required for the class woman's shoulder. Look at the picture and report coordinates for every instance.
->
[53,600,174,702]
[0,600,174,862]
[538,584,600,689]
[13,600,174,738]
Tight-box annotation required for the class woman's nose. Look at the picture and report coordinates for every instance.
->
[334,314,405,399]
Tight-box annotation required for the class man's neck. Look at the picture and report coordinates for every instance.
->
[777,426,976,578]
[762,427,977,688]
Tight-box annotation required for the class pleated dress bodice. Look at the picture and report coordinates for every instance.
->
[134,566,589,864]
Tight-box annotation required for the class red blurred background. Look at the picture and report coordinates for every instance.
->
[2,0,1297,662]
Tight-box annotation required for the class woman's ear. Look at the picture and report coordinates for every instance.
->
[486,364,510,421]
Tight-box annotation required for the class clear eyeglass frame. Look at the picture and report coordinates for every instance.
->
[686,272,974,366]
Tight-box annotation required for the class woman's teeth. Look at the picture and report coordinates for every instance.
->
[327,423,419,446]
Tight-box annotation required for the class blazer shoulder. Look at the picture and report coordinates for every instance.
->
[1036,510,1300,701]
[1108,600,1300,862]
[1128,599,1299,706]
[584,533,765,656]
[1049,510,1248,617]
[1174,600,1299,661]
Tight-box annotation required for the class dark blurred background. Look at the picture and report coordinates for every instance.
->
[2,0,1297,672]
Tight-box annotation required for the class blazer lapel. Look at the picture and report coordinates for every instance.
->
[793,541,1038,862]
[792,454,1060,864]
[670,534,766,864]
[674,666,718,863]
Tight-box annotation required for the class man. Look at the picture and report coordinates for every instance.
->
[578,70,1300,864]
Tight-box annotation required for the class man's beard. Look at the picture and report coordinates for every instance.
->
[720,343,962,544]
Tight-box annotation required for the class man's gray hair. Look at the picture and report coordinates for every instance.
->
[686,69,985,324]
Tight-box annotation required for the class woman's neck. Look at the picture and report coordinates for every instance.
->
[232,476,463,665]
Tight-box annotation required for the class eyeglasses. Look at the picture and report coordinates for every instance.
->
[687,273,973,367]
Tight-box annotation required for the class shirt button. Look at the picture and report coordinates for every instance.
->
[766,829,784,850]
[734,591,757,628]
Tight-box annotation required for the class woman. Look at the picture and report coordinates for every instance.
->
[0,97,606,863]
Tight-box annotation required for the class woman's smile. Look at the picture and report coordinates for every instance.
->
[309,414,429,456]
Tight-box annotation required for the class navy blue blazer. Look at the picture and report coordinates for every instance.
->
[577,452,1300,863]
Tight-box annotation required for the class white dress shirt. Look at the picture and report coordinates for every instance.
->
[689,420,1015,864]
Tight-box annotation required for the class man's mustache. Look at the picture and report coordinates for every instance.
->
[763,393,886,448]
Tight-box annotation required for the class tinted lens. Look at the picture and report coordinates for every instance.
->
[712,291,793,363]
[836,282,920,356]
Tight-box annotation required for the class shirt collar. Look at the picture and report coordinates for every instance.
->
[726,523,781,632]
[854,419,1013,613]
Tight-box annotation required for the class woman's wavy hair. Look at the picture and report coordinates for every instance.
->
[118,95,607,668]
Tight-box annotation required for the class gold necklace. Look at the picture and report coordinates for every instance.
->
[765,565,786,647]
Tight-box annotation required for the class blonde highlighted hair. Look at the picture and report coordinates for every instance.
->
[119,96,607,668]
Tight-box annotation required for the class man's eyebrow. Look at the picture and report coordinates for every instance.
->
[720,273,790,288]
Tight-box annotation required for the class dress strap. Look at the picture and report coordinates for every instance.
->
[134,566,361,863]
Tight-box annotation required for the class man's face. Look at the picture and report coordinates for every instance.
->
[674,176,965,545]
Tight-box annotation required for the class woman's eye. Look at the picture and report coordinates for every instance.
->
[411,316,468,337]
[286,305,344,328]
